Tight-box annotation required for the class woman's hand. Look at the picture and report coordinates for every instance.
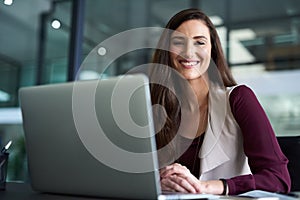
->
[159,163,201,193]
[159,163,225,195]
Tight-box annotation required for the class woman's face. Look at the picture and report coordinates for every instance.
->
[169,20,212,80]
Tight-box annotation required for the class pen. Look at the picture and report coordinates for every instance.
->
[1,140,12,154]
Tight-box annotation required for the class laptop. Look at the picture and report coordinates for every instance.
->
[19,74,218,200]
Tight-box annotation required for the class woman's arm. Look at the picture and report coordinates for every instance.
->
[228,85,291,195]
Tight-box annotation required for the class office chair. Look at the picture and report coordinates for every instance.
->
[277,136,300,191]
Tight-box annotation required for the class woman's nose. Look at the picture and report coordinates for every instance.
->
[183,40,195,59]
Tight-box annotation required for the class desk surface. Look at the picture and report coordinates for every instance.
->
[1,182,299,200]
[0,182,109,200]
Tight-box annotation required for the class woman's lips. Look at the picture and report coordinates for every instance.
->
[179,60,200,69]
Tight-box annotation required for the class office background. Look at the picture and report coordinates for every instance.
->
[0,0,299,182]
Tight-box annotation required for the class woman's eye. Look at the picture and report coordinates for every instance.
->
[171,39,185,46]
[196,41,205,45]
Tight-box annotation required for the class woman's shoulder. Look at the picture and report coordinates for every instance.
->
[226,84,259,106]
[227,84,254,97]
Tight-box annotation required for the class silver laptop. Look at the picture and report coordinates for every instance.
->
[19,74,218,200]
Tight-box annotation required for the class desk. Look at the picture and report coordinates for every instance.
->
[0,182,109,200]
[1,182,299,200]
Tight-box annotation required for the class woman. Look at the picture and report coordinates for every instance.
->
[149,8,291,195]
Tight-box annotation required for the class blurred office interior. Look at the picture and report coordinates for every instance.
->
[0,0,300,182]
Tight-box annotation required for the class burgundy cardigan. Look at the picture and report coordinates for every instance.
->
[176,85,291,194]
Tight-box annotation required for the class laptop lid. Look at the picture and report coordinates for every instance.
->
[19,74,161,199]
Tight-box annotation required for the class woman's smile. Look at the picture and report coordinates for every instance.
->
[169,20,211,80]
[178,59,200,69]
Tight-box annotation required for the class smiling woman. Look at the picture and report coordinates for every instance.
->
[149,8,291,196]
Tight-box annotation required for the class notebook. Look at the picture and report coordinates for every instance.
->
[19,74,218,200]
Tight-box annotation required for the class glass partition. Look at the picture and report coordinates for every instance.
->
[0,59,20,107]
[42,0,72,84]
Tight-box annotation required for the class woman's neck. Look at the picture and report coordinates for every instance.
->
[179,76,209,139]
[188,76,209,107]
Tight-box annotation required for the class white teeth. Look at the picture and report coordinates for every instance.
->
[181,61,198,66]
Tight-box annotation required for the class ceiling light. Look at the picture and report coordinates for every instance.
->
[97,47,107,56]
[3,0,13,5]
[51,19,61,29]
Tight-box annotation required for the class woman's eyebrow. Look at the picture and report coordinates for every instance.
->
[171,36,185,40]
[171,35,208,40]
[193,35,208,40]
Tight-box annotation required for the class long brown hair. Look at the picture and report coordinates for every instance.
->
[150,8,236,162]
